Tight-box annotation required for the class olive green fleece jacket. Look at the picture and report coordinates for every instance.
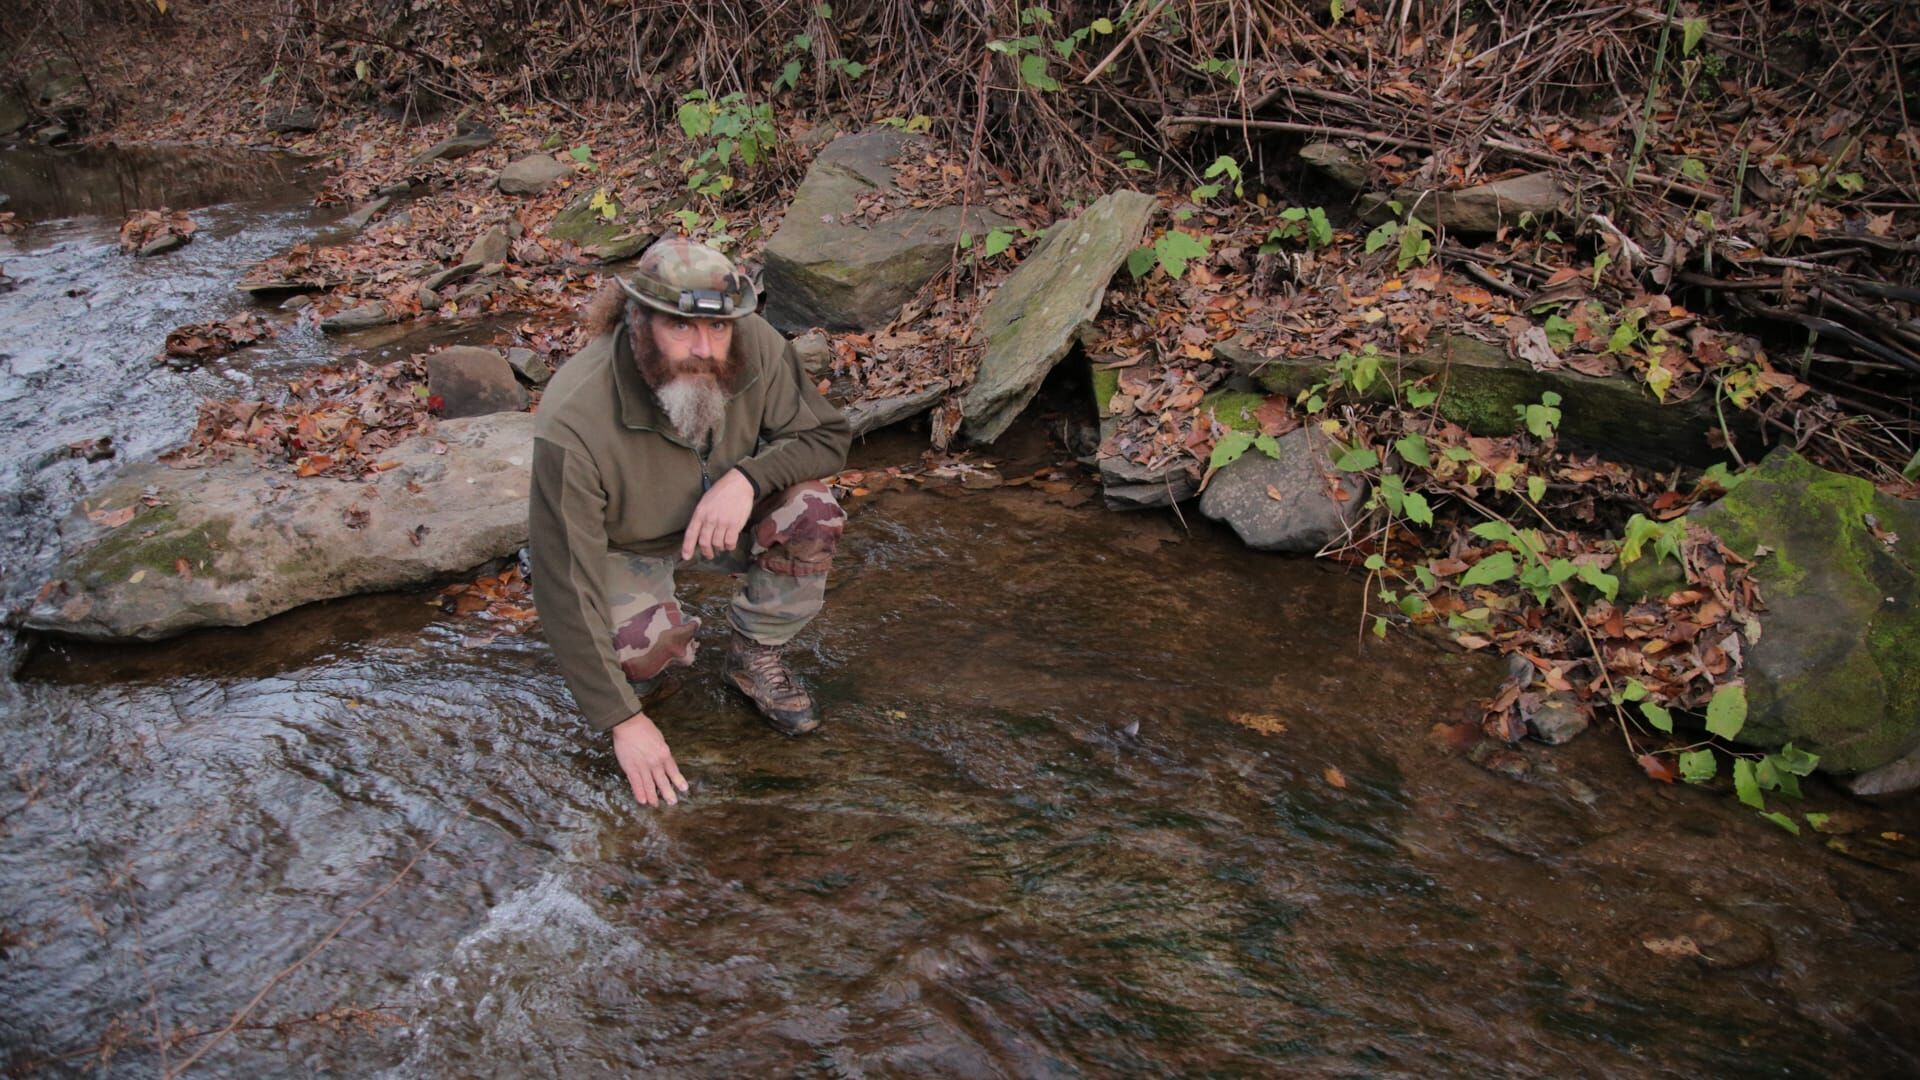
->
[529,312,850,732]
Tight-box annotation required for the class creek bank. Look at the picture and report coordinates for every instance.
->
[1218,333,1751,468]
[25,413,533,641]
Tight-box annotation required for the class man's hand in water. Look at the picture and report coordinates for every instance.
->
[611,711,689,807]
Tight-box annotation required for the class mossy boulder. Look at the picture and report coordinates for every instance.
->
[761,131,1011,332]
[1219,333,1754,467]
[26,413,535,641]
[1692,449,1920,774]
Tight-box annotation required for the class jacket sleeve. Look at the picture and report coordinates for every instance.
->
[732,337,851,495]
[529,434,641,733]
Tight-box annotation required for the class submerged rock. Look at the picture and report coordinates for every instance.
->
[1220,333,1750,467]
[25,413,535,642]
[1198,427,1369,553]
[1690,449,1920,775]
[761,131,1011,332]
[959,191,1156,445]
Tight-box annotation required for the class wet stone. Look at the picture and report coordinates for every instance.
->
[342,195,391,230]
[427,346,528,419]
[1526,694,1590,745]
[320,302,397,333]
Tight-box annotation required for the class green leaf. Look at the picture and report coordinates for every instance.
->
[1544,314,1576,350]
[1734,758,1764,808]
[1253,434,1281,459]
[1469,520,1517,546]
[1209,430,1255,470]
[1575,561,1619,601]
[1378,474,1405,514]
[1678,749,1718,784]
[1364,553,1387,571]
[1460,551,1517,587]
[1640,702,1674,732]
[1395,433,1432,469]
[1125,244,1156,278]
[775,59,803,91]
[678,102,711,138]
[1365,221,1397,253]
[1334,446,1379,472]
[1760,810,1801,835]
[1091,17,1114,33]
[1329,0,1345,23]
[841,60,868,79]
[1190,183,1223,202]
[1402,491,1433,526]
[1527,475,1547,503]
[1404,382,1438,408]
[1682,17,1707,56]
[1681,157,1709,183]
[1018,52,1061,91]
[1307,208,1334,248]
[814,2,833,17]
[1705,684,1748,740]
[1618,678,1649,703]
[1770,743,1820,777]
[1805,812,1832,830]
[354,58,369,82]
[1155,229,1209,279]
[1414,565,1437,591]
[982,227,1014,258]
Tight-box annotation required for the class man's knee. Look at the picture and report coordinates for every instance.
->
[612,600,700,680]
[750,480,846,575]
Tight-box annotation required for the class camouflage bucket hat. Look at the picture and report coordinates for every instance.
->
[621,238,757,320]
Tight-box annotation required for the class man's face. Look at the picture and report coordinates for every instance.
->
[647,314,735,381]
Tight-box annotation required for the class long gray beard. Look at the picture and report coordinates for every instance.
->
[654,378,726,448]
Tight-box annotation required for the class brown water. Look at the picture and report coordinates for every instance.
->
[2,147,1918,1078]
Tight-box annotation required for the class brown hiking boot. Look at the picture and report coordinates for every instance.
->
[724,631,820,735]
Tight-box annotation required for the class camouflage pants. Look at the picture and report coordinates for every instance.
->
[608,481,845,683]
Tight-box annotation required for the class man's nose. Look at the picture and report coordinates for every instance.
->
[690,324,720,358]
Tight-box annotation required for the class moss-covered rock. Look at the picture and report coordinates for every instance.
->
[1692,449,1920,774]
[547,191,651,261]
[961,191,1156,443]
[1218,333,1755,467]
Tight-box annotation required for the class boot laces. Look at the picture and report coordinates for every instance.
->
[744,641,800,696]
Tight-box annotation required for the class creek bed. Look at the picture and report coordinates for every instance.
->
[1,145,1916,1077]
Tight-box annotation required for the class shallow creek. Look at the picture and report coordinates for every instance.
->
[1,146,1915,1077]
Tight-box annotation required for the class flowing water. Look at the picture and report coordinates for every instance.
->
[1,147,1917,1078]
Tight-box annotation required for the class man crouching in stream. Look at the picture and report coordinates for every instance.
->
[529,238,851,808]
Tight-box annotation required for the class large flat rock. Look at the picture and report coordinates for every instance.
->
[761,132,1011,332]
[959,191,1157,444]
[26,413,535,642]
[1220,333,1753,467]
